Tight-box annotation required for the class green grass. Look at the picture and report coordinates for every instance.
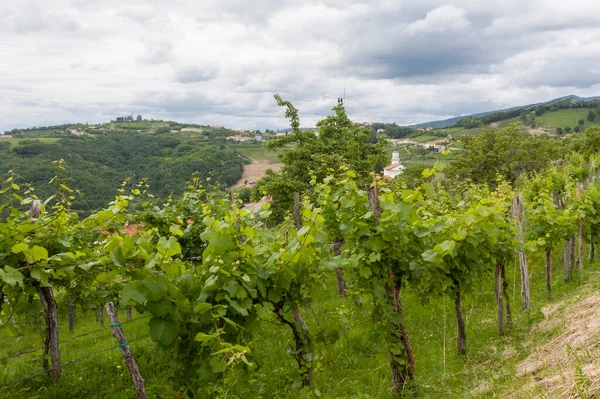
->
[2,251,599,398]
[497,117,521,128]
[1,138,60,147]
[0,309,173,398]
[409,135,438,143]
[236,143,282,164]
[432,127,466,135]
[536,109,600,129]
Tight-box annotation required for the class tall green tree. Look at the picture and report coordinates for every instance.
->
[256,95,387,222]
[450,124,560,187]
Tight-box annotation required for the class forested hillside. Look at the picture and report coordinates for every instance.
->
[0,132,245,213]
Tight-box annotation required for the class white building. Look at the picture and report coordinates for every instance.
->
[383,151,406,179]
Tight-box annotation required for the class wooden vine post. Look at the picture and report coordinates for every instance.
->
[494,264,504,335]
[511,194,530,310]
[501,263,512,329]
[68,295,76,333]
[577,183,584,271]
[564,237,572,282]
[37,286,62,380]
[105,302,148,399]
[545,248,553,297]
[494,263,512,334]
[333,238,347,296]
[30,200,62,380]
[367,185,415,391]
[454,290,466,357]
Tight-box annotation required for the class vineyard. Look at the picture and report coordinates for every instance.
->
[3,104,600,398]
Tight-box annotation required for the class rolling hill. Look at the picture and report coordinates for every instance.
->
[413,95,600,129]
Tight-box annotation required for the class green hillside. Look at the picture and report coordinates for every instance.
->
[535,108,600,130]
[0,130,247,213]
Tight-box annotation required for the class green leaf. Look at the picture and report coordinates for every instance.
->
[169,225,184,237]
[109,246,126,268]
[122,283,147,305]
[30,268,49,286]
[229,299,249,316]
[149,317,179,346]
[11,243,28,254]
[161,261,184,278]
[194,302,212,314]
[30,246,48,262]
[209,356,228,373]
[439,240,456,254]
[359,266,372,279]
[422,249,438,263]
[423,183,436,198]
[145,253,159,270]
[195,332,220,343]
[157,236,182,258]
[146,300,174,318]
[297,226,310,237]
[143,277,169,301]
[0,266,24,288]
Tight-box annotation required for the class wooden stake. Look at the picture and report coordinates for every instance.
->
[333,238,347,297]
[105,302,148,399]
[293,192,302,230]
[546,247,552,297]
[97,306,105,327]
[37,286,61,380]
[512,194,530,310]
[577,183,585,271]
[455,290,466,357]
[495,264,504,335]
[68,295,76,333]
[501,262,512,329]
[564,238,571,282]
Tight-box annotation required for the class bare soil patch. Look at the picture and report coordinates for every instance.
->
[234,159,283,187]
[528,127,554,136]
[514,295,600,398]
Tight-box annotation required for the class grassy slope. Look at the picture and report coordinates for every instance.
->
[409,135,438,143]
[2,248,598,398]
[536,109,600,129]
[235,143,282,164]
[1,138,60,147]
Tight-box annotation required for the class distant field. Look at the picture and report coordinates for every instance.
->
[1,137,60,146]
[236,143,282,163]
[409,135,438,143]
[432,127,466,135]
[536,109,600,129]
[497,117,521,128]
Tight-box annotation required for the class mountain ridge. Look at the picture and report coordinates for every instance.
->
[411,95,600,128]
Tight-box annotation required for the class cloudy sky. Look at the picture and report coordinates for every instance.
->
[2,0,600,132]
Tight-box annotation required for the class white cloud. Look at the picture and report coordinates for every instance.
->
[405,4,470,36]
[1,0,600,132]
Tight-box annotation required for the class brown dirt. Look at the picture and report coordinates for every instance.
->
[234,158,283,188]
[514,295,600,398]
[528,127,554,136]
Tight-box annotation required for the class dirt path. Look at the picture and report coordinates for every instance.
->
[510,294,600,397]
[234,158,283,187]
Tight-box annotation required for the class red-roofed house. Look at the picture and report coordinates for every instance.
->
[383,151,405,179]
